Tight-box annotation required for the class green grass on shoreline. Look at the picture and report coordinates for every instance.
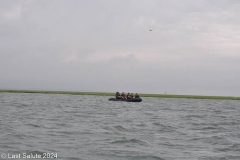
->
[1,89,240,100]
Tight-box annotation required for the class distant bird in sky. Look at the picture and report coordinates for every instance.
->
[149,29,152,31]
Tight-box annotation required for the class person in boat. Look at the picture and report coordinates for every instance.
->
[121,92,126,99]
[116,92,122,99]
[130,93,134,98]
[126,93,131,99]
[135,93,140,98]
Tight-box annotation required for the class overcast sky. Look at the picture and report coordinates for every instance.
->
[1,0,240,96]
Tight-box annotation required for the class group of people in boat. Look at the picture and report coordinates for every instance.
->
[116,92,140,99]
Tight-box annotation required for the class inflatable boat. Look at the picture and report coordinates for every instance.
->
[108,98,142,102]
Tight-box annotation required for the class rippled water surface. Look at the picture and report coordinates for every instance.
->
[0,93,240,160]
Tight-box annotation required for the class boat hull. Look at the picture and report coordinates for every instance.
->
[108,98,142,102]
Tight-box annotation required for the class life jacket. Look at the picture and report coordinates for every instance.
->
[135,95,139,98]
[121,93,125,97]
[116,93,121,99]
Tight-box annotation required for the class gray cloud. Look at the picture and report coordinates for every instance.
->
[1,0,240,96]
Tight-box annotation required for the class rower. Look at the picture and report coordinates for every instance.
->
[121,92,126,99]
[116,92,122,99]
[126,93,131,99]
[130,93,134,98]
[135,93,140,98]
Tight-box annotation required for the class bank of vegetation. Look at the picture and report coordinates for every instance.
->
[0,90,239,100]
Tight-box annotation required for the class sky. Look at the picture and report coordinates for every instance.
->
[1,0,240,96]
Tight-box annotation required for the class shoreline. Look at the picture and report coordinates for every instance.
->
[0,89,239,100]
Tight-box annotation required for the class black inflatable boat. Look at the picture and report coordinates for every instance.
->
[108,98,142,102]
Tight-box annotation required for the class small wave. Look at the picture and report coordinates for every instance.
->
[230,143,240,150]
[154,123,176,132]
[136,123,147,127]
[201,126,218,130]
[111,138,148,147]
[215,143,240,152]
[114,125,128,132]
[55,123,67,127]
[200,155,240,160]
[25,124,41,128]
[43,124,59,129]
[57,131,76,135]
[20,103,30,107]
[152,122,161,126]
[13,133,36,140]
[185,114,207,119]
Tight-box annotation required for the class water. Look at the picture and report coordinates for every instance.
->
[0,93,240,160]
